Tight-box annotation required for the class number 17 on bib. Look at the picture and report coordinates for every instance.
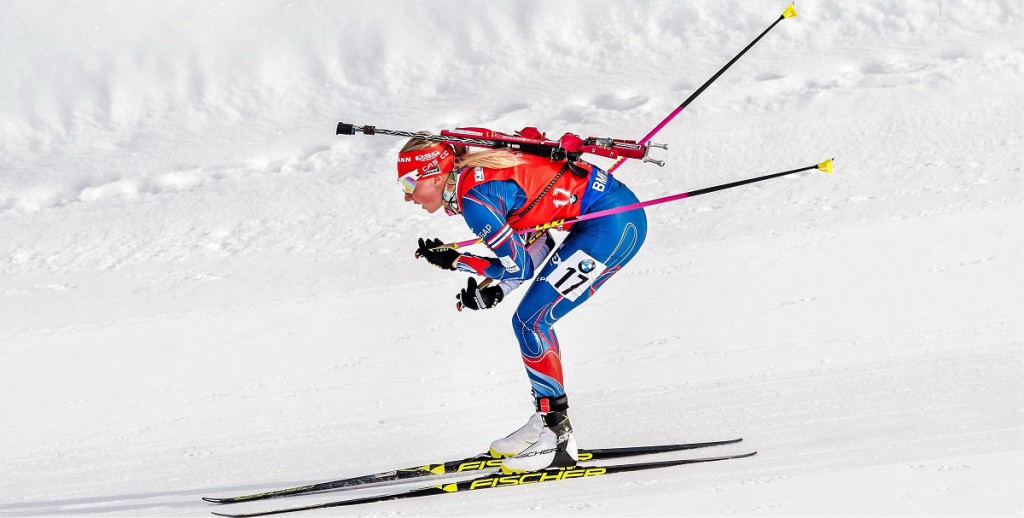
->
[546,250,607,302]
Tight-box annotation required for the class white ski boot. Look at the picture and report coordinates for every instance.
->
[489,412,544,458]
[500,410,578,474]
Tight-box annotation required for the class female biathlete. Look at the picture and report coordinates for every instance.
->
[398,135,647,473]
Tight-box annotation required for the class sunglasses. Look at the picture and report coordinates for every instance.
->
[398,165,442,195]
[398,171,418,195]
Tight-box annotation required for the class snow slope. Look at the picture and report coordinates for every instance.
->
[1,1,1022,516]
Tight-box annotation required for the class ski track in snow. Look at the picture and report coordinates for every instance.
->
[1,1,1023,516]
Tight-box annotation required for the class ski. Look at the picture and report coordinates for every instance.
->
[203,438,741,504]
[210,451,757,517]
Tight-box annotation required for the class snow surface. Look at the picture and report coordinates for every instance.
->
[1,1,1022,516]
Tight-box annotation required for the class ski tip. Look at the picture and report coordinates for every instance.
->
[782,3,798,19]
[712,438,743,446]
[817,158,834,174]
[202,497,226,503]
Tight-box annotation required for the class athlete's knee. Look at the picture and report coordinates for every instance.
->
[511,310,540,336]
[511,308,555,351]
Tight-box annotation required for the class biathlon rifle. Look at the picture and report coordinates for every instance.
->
[336,123,668,167]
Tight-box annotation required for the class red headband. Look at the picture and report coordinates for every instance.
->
[396,143,456,179]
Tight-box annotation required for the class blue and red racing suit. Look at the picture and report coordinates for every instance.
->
[452,155,648,398]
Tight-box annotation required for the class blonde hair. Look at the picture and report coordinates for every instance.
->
[456,148,523,170]
[400,133,522,171]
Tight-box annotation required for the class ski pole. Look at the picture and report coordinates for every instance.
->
[606,3,799,174]
[443,158,832,250]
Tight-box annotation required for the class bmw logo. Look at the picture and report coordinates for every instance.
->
[578,259,596,274]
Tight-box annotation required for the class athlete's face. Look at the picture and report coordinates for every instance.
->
[404,175,445,213]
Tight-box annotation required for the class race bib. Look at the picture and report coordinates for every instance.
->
[546,250,606,302]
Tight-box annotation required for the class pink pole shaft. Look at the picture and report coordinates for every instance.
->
[451,161,819,249]
[606,105,686,175]
[453,192,688,249]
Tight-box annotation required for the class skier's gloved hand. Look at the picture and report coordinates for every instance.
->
[457,277,504,311]
[415,237,460,271]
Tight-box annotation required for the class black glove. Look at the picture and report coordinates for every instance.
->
[415,237,460,271]
[458,277,504,311]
